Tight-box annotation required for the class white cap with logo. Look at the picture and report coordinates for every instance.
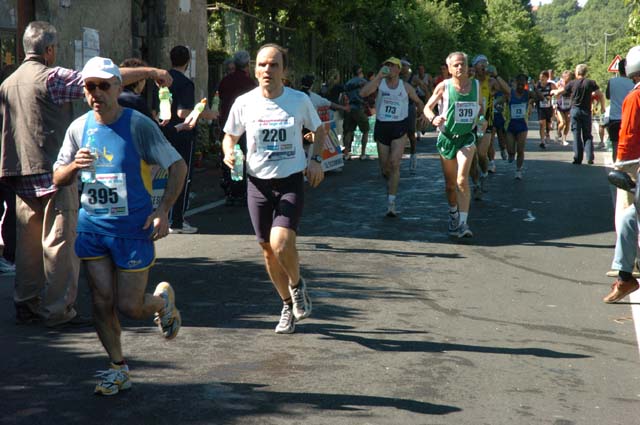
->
[81,56,122,82]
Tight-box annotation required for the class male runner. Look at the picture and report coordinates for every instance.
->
[53,57,186,395]
[222,44,324,334]
[424,52,486,238]
[360,57,425,217]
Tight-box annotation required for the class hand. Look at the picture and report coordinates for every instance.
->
[431,115,444,127]
[152,69,173,88]
[74,147,96,169]
[306,160,324,188]
[144,209,170,241]
[223,152,236,170]
[158,118,171,127]
[303,132,314,142]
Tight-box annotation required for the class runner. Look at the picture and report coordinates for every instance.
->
[555,70,573,146]
[505,74,531,179]
[400,58,420,174]
[535,70,557,149]
[222,44,323,334]
[487,64,507,166]
[52,57,185,395]
[469,55,510,199]
[424,52,486,238]
[360,57,425,217]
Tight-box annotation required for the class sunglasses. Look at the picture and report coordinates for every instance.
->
[85,81,113,92]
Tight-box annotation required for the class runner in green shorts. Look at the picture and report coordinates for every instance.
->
[424,51,486,238]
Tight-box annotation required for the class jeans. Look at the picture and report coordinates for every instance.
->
[570,106,593,163]
[612,204,638,273]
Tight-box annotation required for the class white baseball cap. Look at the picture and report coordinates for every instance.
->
[81,56,122,82]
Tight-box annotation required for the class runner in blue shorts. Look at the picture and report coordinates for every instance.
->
[53,57,187,396]
[506,74,531,179]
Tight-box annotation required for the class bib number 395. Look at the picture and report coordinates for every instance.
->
[86,187,119,205]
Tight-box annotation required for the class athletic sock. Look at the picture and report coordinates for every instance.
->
[459,212,468,225]
[388,194,396,203]
[448,205,458,214]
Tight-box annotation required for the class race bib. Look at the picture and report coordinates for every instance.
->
[255,117,297,161]
[539,99,551,108]
[454,101,478,124]
[380,97,402,121]
[81,173,128,216]
[510,103,526,119]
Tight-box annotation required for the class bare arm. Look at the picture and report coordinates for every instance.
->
[595,89,606,112]
[53,147,93,186]
[120,67,173,87]
[405,82,425,112]
[360,70,385,98]
[492,76,511,95]
[424,81,445,127]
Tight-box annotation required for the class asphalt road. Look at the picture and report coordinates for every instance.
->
[2,125,640,425]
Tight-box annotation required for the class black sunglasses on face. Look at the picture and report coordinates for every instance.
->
[85,81,112,92]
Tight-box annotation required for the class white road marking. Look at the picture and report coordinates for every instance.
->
[184,199,226,217]
[630,290,640,358]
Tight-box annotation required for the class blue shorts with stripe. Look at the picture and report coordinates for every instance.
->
[75,232,155,271]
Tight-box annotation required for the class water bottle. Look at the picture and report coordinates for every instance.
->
[194,98,206,114]
[231,144,244,181]
[81,135,98,183]
[211,91,220,113]
[381,66,390,77]
[158,87,172,121]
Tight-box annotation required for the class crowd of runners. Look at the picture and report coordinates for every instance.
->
[2,20,638,397]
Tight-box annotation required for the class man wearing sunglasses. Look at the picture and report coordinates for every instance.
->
[0,21,173,330]
[53,56,187,395]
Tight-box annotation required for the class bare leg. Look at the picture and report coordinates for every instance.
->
[455,145,476,214]
[260,226,299,301]
[516,131,527,169]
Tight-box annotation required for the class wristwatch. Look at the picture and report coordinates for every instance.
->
[310,154,323,163]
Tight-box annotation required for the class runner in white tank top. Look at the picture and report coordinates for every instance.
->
[360,57,425,217]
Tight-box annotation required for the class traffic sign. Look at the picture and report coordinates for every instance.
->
[608,54,622,73]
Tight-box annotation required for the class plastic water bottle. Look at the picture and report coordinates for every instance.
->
[81,135,98,183]
[231,144,244,181]
[211,91,220,113]
[158,87,172,121]
[381,66,390,77]
[194,98,206,114]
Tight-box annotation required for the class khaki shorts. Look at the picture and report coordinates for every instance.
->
[343,109,370,133]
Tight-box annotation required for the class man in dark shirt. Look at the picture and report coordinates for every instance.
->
[117,58,153,119]
[553,63,605,164]
[218,50,257,205]
[161,46,217,233]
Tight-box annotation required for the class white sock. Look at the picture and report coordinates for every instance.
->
[448,205,458,214]
[388,195,396,203]
[459,212,468,225]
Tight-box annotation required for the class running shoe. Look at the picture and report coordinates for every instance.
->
[153,282,181,339]
[508,154,515,163]
[289,278,312,321]
[94,363,131,396]
[539,142,546,149]
[488,160,496,173]
[603,277,639,303]
[448,212,460,236]
[562,139,569,146]
[275,303,295,334]
[473,184,482,201]
[386,200,398,217]
[457,223,473,238]
[500,149,508,161]
[480,173,489,192]
[410,154,418,174]
[515,170,523,180]
[169,220,198,234]
[359,154,370,161]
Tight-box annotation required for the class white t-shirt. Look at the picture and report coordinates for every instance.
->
[224,87,322,179]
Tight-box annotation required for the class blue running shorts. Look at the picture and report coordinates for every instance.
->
[75,232,155,271]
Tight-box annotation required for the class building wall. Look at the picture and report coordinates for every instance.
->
[33,0,209,103]
[35,0,132,70]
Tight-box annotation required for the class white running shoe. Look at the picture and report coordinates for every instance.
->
[169,220,198,234]
[386,200,398,217]
[275,303,295,334]
[94,363,131,396]
[515,170,523,180]
[410,154,417,173]
[153,282,181,339]
[448,212,460,236]
[488,160,496,173]
[457,223,473,238]
[289,277,312,321]
[500,149,508,161]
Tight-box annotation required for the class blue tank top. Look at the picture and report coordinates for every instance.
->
[78,109,154,239]
[508,89,529,122]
